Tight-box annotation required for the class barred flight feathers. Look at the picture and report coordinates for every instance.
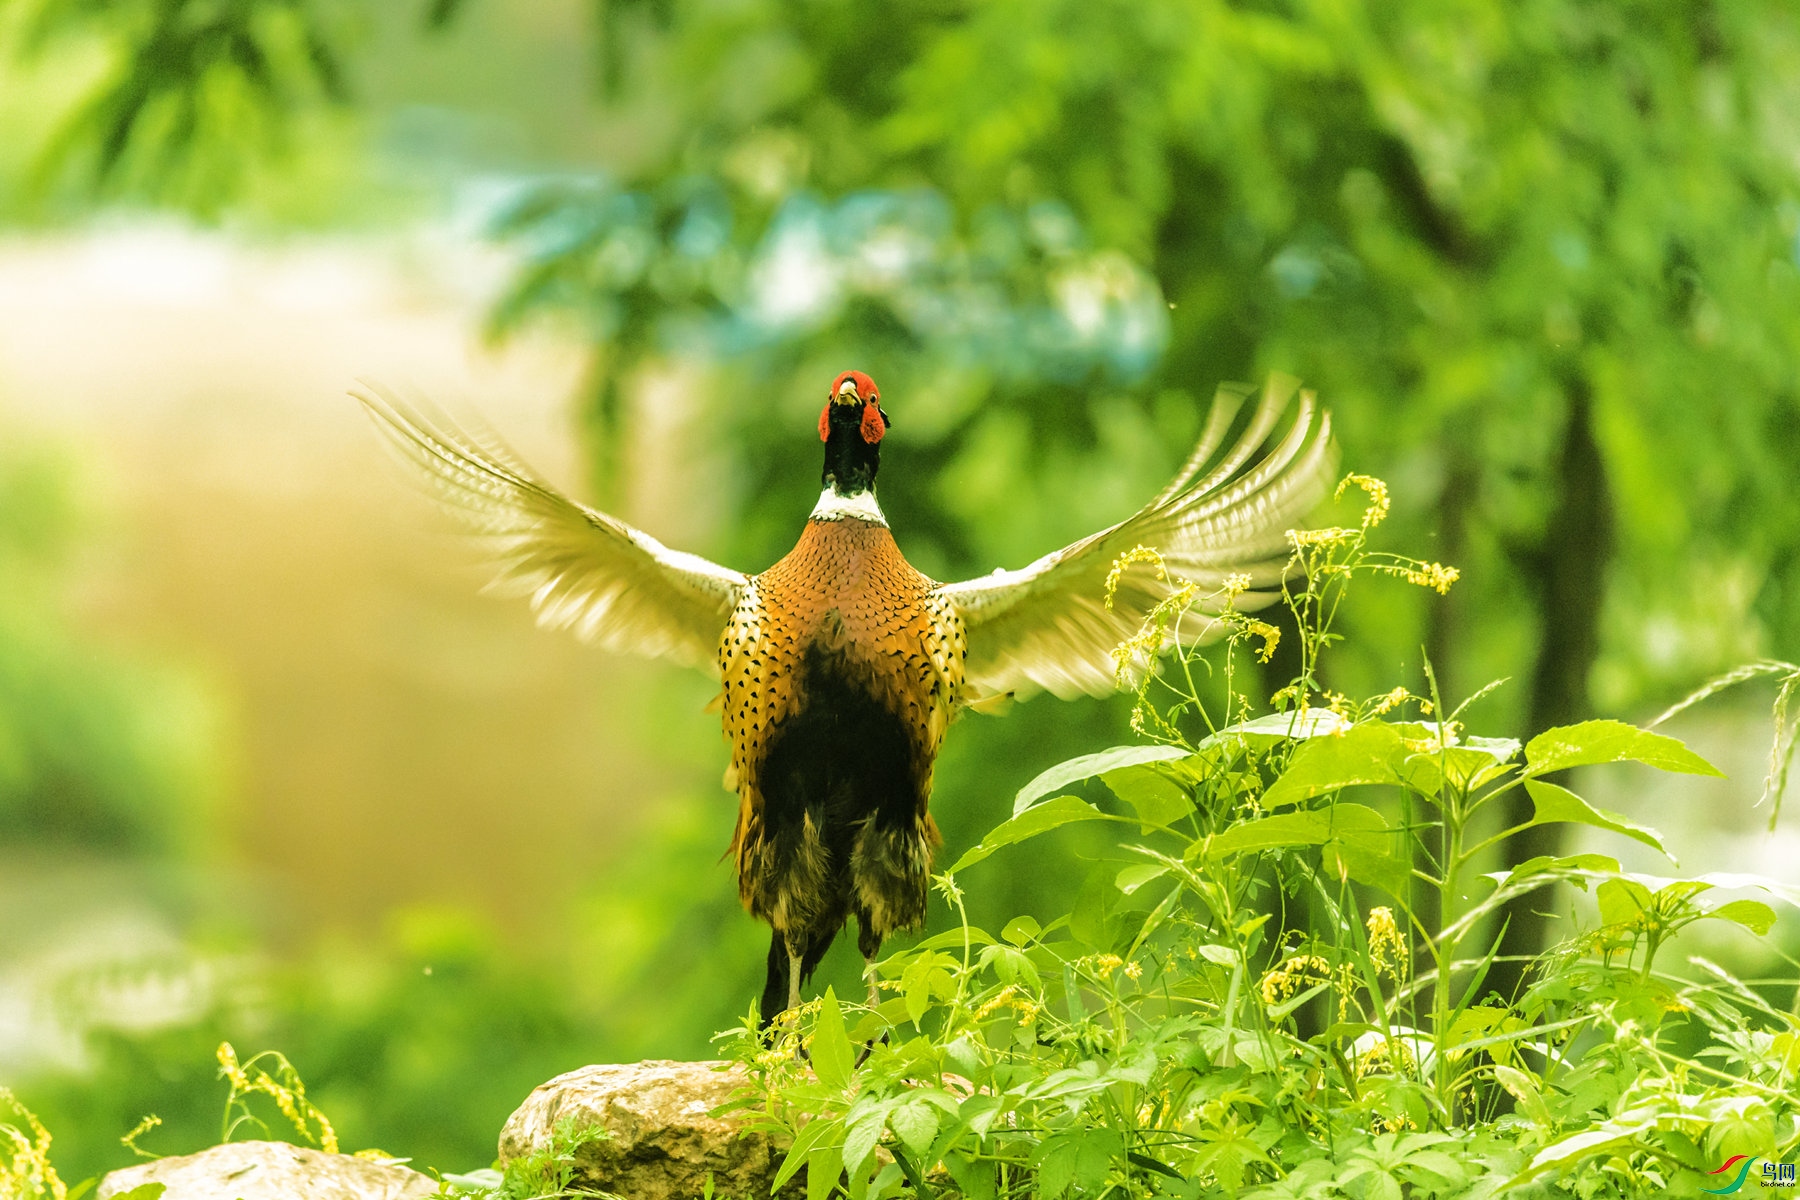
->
[355,385,747,675]
[938,375,1336,703]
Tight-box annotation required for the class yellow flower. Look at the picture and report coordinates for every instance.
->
[1,1089,67,1200]
[1104,545,1169,609]
[1356,1037,1417,1079]
[1287,526,1358,549]
[217,1042,252,1093]
[1403,562,1460,594]
[1365,907,1406,981]
[1259,955,1333,1005]
[1243,619,1281,663]
[1335,474,1391,529]
[121,1114,162,1159]
[1124,960,1143,980]
[1091,954,1125,980]
[975,985,1021,1021]
[975,985,1042,1025]
[215,1043,338,1155]
[1370,687,1412,716]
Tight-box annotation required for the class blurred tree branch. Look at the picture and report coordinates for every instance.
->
[7,0,349,208]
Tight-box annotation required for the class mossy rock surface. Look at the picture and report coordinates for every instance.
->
[499,1060,802,1200]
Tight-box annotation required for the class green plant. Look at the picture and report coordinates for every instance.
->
[721,478,1799,1199]
[434,1117,617,1200]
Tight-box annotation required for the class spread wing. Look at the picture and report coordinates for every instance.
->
[938,376,1336,702]
[357,385,747,675]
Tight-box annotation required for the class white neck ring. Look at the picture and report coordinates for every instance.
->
[809,487,887,525]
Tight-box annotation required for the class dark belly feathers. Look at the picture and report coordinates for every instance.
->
[717,518,963,968]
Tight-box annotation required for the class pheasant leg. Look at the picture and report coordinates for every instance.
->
[856,954,890,1067]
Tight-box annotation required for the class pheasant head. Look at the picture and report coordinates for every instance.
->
[818,370,889,498]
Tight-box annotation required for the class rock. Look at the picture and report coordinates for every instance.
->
[498,1060,801,1200]
[97,1140,438,1200]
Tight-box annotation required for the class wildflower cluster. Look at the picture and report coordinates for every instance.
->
[1365,906,1406,981]
[1,1090,66,1200]
[217,1041,339,1154]
[1259,955,1334,1005]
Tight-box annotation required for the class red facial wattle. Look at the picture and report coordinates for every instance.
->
[820,370,885,444]
[859,401,886,443]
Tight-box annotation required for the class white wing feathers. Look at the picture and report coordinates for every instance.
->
[356,386,747,675]
[939,376,1336,702]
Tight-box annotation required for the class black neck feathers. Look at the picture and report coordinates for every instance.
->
[822,407,882,496]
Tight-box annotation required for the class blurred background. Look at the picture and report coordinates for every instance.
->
[1,0,1797,1180]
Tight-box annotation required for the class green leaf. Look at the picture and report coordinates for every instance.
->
[888,1097,940,1157]
[806,1139,844,1200]
[901,957,946,1026]
[1199,707,1352,745]
[1033,1132,1080,1199]
[1012,744,1189,814]
[1210,803,1407,893]
[1209,802,1390,858]
[945,1151,998,1200]
[109,1187,166,1200]
[1484,853,1622,891]
[1324,839,1412,897]
[1069,864,1115,949]
[1702,899,1778,935]
[809,988,854,1091]
[1523,719,1723,778]
[977,944,1040,989]
[841,1111,885,1177]
[1262,723,1408,809]
[1001,915,1041,946]
[1524,779,1670,856]
[1102,763,1194,828]
[773,1116,842,1190]
[1399,734,1521,793]
[1072,1128,1122,1191]
[1618,870,1800,908]
[949,795,1114,873]
[1517,1120,1653,1182]
[1596,878,1653,927]
[1114,863,1169,894]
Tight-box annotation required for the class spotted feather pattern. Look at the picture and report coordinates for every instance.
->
[720,517,962,930]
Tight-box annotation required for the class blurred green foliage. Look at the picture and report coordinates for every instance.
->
[474,0,1800,980]
[0,448,221,852]
[2,0,1799,1184]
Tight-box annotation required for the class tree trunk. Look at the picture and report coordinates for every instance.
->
[1489,376,1615,1001]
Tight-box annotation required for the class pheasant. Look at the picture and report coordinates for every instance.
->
[359,371,1334,1024]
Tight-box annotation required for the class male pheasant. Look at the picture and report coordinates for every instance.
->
[360,371,1333,1024]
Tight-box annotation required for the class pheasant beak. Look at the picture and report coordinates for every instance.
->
[833,379,863,406]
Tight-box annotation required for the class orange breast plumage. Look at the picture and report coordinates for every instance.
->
[716,516,965,999]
